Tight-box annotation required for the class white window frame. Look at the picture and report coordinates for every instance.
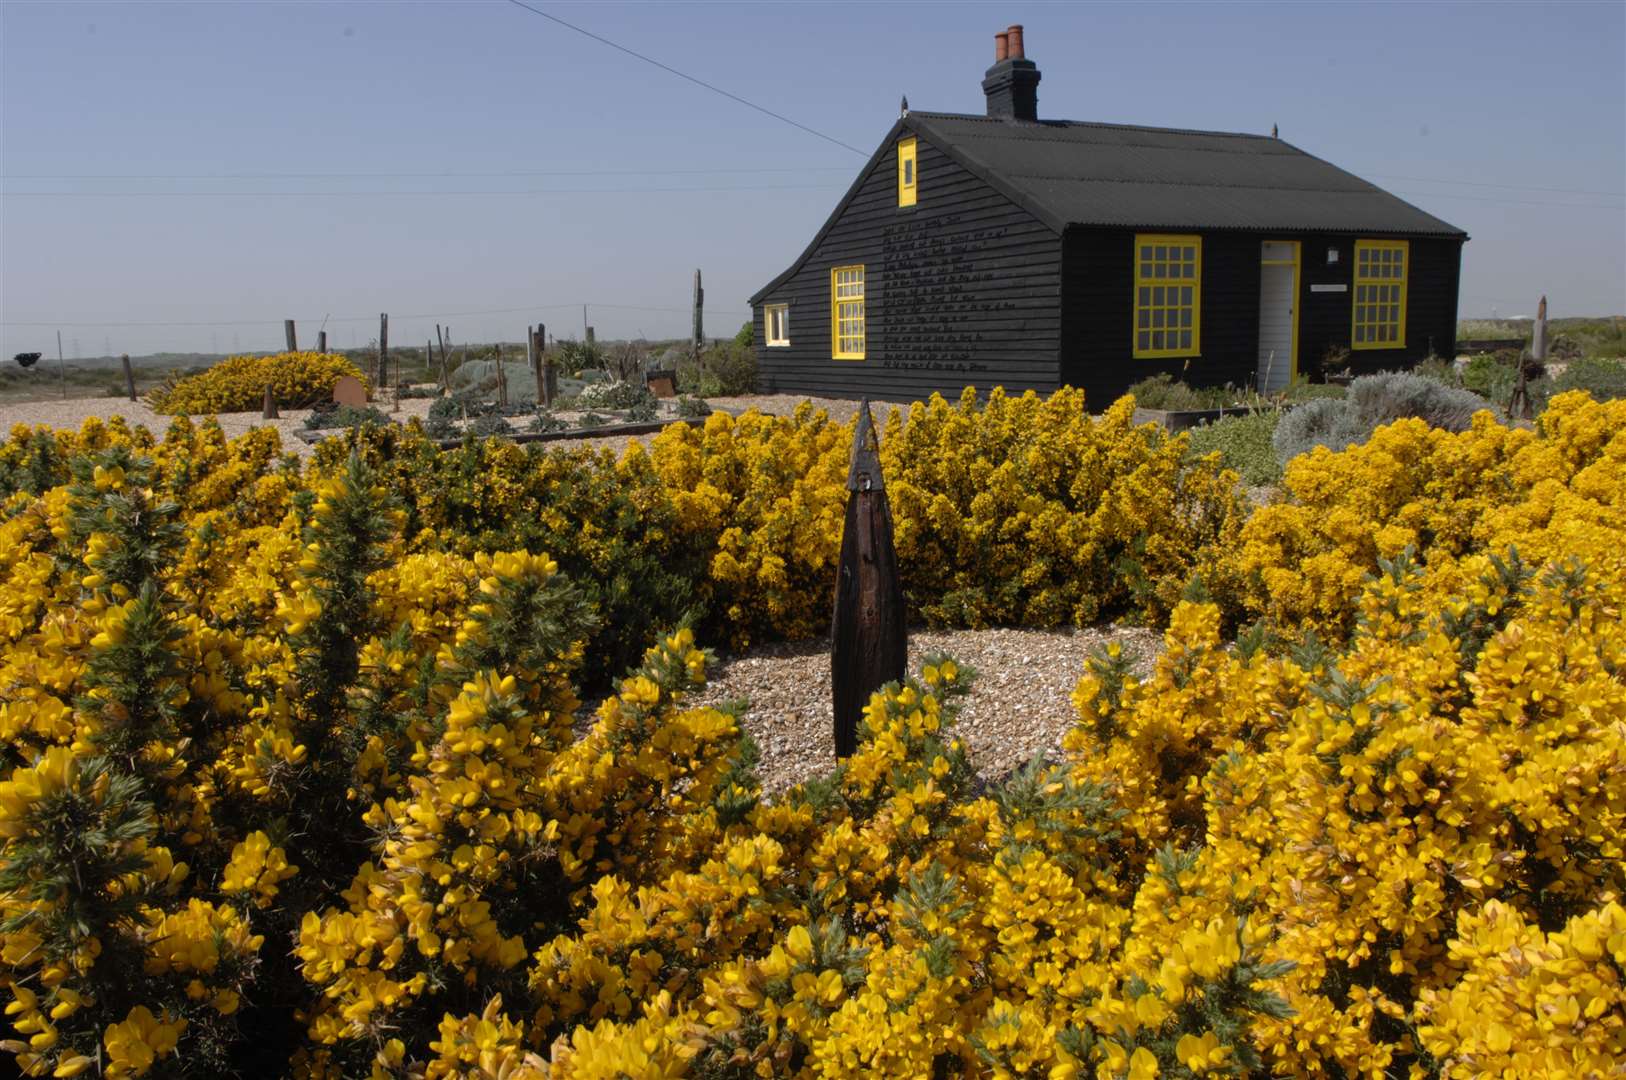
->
[764,303,790,347]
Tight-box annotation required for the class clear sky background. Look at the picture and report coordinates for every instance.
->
[2,0,1622,360]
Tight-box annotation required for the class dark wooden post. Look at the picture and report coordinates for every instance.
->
[692,268,704,363]
[585,326,595,347]
[284,320,297,352]
[495,343,507,407]
[262,385,279,419]
[539,325,556,406]
[436,324,450,390]
[377,314,389,396]
[316,330,327,353]
[831,400,906,758]
[120,353,136,401]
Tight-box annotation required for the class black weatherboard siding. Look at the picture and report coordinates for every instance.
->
[1061,231,1465,407]
[753,124,1062,400]
[749,30,1467,404]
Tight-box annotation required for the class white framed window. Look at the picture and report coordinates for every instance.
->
[765,303,790,347]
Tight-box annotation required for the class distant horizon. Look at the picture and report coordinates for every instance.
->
[4,1,1622,360]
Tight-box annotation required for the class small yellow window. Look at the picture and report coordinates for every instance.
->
[897,136,917,207]
[764,304,789,347]
[831,265,865,360]
[1133,235,1201,358]
[1352,239,1408,349]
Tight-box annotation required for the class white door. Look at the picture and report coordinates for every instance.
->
[1257,242,1298,392]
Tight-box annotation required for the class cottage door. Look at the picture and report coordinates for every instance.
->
[1256,242,1299,392]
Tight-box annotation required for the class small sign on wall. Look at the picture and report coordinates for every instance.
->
[1310,284,1348,293]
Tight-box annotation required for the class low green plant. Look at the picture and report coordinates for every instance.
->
[528,410,567,434]
[1551,356,1626,401]
[578,412,609,428]
[577,379,654,411]
[304,404,390,431]
[624,396,660,423]
[1187,410,1282,487]
[1126,373,1236,411]
[675,394,711,419]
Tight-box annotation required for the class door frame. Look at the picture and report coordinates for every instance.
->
[1259,240,1301,385]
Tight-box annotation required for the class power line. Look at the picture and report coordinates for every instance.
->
[2,167,853,180]
[501,0,868,157]
[2,184,844,197]
[1393,189,1624,210]
[2,302,752,329]
[1367,173,1623,198]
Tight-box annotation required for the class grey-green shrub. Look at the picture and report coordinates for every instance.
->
[1273,371,1493,463]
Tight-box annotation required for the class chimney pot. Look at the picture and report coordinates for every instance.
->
[1007,24,1024,59]
[994,31,1008,62]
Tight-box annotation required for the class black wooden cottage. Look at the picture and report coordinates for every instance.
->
[749,25,1469,404]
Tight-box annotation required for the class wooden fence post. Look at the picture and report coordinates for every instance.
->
[262,385,279,419]
[121,353,137,402]
[284,320,297,352]
[436,324,450,390]
[495,343,507,407]
[830,400,906,758]
[316,330,327,353]
[377,314,389,398]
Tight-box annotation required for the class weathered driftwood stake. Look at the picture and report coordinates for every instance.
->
[316,330,328,353]
[261,385,279,420]
[831,400,906,758]
[284,320,298,352]
[436,324,450,390]
[1509,294,1545,420]
[120,353,137,401]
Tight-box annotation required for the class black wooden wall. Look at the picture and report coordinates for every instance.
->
[1059,228,1464,406]
[753,134,1062,400]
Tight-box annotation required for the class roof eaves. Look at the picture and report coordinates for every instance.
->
[748,118,906,305]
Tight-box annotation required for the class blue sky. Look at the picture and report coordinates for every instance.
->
[2,0,1622,360]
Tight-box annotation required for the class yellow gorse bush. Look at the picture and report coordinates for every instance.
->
[147,350,368,415]
[0,387,1622,1078]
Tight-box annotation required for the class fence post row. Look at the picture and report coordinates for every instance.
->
[830,400,907,758]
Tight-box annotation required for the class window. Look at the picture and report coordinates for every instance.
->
[764,303,789,347]
[1133,235,1201,358]
[831,265,865,359]
[1352,239,1407,349]
[897,136,917,207]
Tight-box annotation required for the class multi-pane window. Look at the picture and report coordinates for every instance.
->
[831,265,866,359]
[1133,235,1201,358]
[1352,239,1408,349]
[764,303,789,347]
[897,136,917,207]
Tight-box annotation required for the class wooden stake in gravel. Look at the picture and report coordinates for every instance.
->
[120,354,136,401]
[830,400,906,758]
[262,385,279,420]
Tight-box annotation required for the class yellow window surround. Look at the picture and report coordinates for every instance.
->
[897,136,917,207]
[1352,239,1408,349]
[1133,234,1201,359]
[831,265,866,360]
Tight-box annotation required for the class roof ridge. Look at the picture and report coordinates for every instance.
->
[910,110,1277,141]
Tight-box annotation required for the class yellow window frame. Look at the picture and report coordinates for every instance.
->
[831,265,866,360]
[1352,239,1408,350]
[1133,234,1202,358]
[897,136,917,207]
[764,303,790,347]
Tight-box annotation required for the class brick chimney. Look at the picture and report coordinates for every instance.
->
[982,24,1040,122]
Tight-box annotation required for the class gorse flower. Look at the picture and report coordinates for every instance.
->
[1,388,1623,1077]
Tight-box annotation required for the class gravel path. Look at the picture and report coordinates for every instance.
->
[684,625,1163,795]
[0,393,900,458]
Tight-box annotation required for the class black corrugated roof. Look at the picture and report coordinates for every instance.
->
[907,111,1467,237]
